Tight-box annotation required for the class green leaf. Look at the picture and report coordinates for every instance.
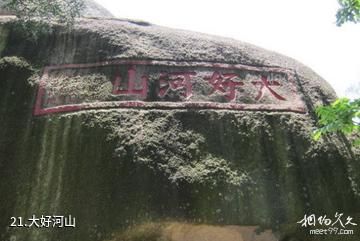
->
[312,130,322,141]
[314,98,359,146]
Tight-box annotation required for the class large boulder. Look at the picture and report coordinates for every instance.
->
[0,16,359,241]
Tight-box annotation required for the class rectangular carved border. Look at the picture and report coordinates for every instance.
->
[33,59,307,116]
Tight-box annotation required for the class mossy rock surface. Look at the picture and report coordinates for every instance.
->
[0,17,359,241]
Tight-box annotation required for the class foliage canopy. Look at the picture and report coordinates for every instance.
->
[336,0,360,26]
[314,1,359,146]
[3,0,84,26]
[314,98,360,145]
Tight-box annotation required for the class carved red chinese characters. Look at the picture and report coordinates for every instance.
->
[112,65,148,99]
[251,75,286,101]
[205,71,244,101]
[34,60,306,116]
[158,72,196,99]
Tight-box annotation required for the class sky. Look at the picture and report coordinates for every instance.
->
[94,0,360,99]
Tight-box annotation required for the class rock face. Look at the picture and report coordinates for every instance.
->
[81,0,114,18]
[0,16,359,241]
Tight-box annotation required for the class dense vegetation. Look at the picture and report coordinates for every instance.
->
[314,0,360,145]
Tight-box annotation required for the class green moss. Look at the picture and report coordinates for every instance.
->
[0,26,9,56]
[0,56,32,70]
[1,105,359,241]
[0,55,36,241]
[45,73,113,103]
[78,110,252,187]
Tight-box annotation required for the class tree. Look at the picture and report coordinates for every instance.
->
[313,1,360,146]
[3,0,84,26]
[2,0,85,40]
[314,98,360,145]
[336,0,360,26]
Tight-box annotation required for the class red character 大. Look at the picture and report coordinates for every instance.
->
[251,75,286,101]
[158,72,196,99]
[111,65,148,99]
[205,71,244,101]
